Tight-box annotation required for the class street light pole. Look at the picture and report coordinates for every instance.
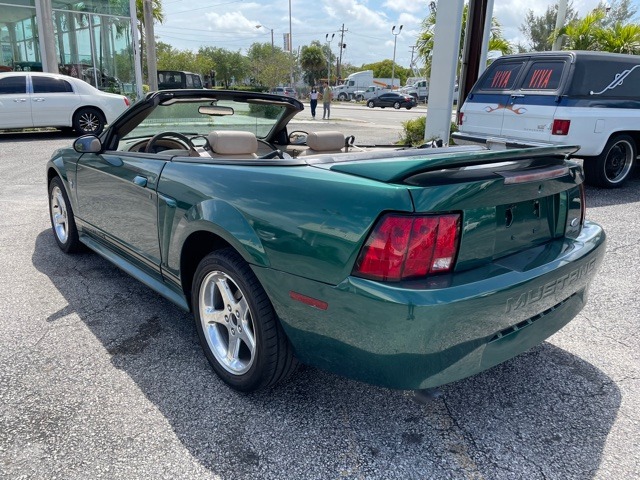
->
[391,25,403,90]
[255,24,274,52]
[326,33,335,85]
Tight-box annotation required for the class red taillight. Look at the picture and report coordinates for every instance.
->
[457,112,464,125]
[353,213,461,282]
[552,119,570,135]
[123,97,131,107]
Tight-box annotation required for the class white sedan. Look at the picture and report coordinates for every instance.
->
[0,72,131,135]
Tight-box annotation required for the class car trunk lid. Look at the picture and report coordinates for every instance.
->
[326,146,584,271]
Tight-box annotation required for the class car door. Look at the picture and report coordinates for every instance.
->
[75,152,166,274]
[30,75,79,128]
[0,74,32,129]
[378,93,392,107]
[501,58,569,143]
[460,59,527,137]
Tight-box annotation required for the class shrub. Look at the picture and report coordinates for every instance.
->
[399,117,459,146]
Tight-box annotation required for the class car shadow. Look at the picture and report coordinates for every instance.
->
[0,129,78,141]
[32,229,620,479]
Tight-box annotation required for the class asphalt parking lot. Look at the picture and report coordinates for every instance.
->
[0,129,638,480]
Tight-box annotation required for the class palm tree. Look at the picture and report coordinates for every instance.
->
[596,23,640,54]
[136,0,164,81]
[417,4,513,77]
[553,9,605,50]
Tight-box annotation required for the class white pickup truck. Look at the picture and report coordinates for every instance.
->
[353,85,389,101]
[400,80,429,101]
[454,51,640,188]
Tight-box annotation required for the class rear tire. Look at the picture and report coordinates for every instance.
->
[192,248,297,392]
[583,134,636,188]
[393,102,401,109]
[73,107,105,135]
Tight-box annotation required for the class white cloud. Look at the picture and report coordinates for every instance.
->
[382,0,423,14]
[203,11,261,32]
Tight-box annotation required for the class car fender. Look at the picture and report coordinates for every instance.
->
[46,148,79,210]
[161,197,270,280]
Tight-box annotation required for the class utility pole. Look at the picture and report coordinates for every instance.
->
[326,33,335,85]
[391,25,403,90]
[337,24,348,83]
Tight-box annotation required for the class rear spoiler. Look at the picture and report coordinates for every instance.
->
[321,145,579,184]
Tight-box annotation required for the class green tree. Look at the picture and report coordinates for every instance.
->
[519,3,577,51]
[417,4,513,76]
[555,9,606,50]
[247,42,294,88]
[360,60,410,85]
[300,41,327,86]
[596,22,640,54]
[597,0,638,27]
[156,42,198,72]
[197,47,249,87]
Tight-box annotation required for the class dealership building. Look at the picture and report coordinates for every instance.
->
[0,0,141,95]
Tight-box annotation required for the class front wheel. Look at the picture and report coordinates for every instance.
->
[48,177,83,253]
[393,102,401,109]
[338,93,348,101]
[583,134,636,188]
[367,100,375,108]
[192,248,297,392]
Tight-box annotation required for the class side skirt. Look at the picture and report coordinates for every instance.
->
[80,234,190,312]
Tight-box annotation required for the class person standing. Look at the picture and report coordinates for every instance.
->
[322,83,332,120]
[309,86,319,119]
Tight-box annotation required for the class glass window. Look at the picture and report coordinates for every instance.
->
[32,75,73,93]
[479,62,525,90]
[185,74,194,88]
[0,75,26,94]
[521,61,565,91]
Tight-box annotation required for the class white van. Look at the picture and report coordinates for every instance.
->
[454,51,640,188]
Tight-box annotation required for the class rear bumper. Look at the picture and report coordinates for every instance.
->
[256,221,606,390]
[452,131,559,150]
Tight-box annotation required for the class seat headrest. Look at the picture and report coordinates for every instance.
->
[306,131,345,152]
[208,131,258,155]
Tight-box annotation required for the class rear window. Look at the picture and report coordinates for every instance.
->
[0,76,26,94]
[521,61,565,91]
[478,62,525,90]
[32,76,73,93]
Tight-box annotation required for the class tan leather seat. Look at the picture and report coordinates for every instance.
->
[207,131,258,159]
[299,131,345,156]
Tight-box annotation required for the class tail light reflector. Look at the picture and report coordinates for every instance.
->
[457,112,464,125]
[552,119,570,135]
[123,96,131,107]
[353,213,461,282]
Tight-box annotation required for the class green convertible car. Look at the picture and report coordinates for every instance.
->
[46,89,606,393]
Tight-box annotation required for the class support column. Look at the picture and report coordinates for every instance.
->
[424,0,465,145]
[36,0,59,72]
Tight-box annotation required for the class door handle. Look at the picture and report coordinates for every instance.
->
[133,175,148,187]
[13,98,27,103]
[510,94,525,98]
[32,97,45,102]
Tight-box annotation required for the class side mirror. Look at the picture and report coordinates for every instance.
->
[74,135,102,154]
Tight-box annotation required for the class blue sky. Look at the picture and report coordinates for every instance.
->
[155,0,637,72]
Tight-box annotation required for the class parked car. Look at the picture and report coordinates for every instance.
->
[271,86,297,98]
[157,70,204,90]
[366,92,417,109]
[454,51,640,188]
[0,72,130,134]
[46,88,605,394]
